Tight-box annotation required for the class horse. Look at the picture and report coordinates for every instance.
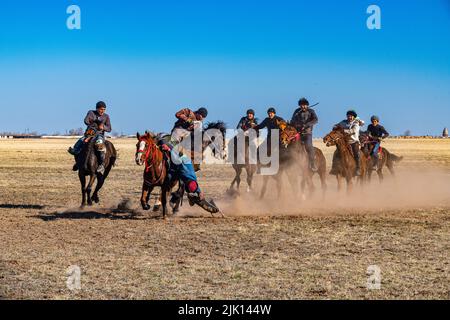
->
[76,137,116,208]
[278,120,327,198]
[323,126,368,193]
[135,131,177,218]
[359,132,403,183]
[258,120,327,199]
[228,130,258,193]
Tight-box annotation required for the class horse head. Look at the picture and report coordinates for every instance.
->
[276,120,299,148]
[203,121,227,160]
[135,131,156,166]
[323,126,346,147]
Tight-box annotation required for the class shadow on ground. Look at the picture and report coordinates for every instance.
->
[0,204,46,210]
[34,209,161,221]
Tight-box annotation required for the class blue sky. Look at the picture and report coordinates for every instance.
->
[0,0,449,136]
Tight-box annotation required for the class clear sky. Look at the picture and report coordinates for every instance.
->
[1,0,449,136]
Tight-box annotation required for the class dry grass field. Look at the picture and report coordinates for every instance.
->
[0,138,449,299]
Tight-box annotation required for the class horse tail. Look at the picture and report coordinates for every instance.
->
[388,152,403,163]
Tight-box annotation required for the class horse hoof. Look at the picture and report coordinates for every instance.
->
[142,204,151,211]
[92,196,99,204]
[153,205,161,212]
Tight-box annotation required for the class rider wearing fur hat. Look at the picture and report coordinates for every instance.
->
[290,98,319,171]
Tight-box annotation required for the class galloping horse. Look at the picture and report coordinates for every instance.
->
[77,135,117,207]
[359,132,403,182]
[323,127,368,192]
[135,132,177,218]
[278,120,327,198]
[259,120,327,199]
[228,130,258,193]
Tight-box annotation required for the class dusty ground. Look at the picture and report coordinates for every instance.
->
[0,138,449,299]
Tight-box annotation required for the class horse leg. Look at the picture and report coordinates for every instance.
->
[259,175,269,199]
[377,168,384,183]
[79,173,87,208]
[161,188,168,219]
[246,165,255,192]
[141,183,152,210]
[346,175,353,194]
[231,165,242,191]
[86,174,96,206]
[91,173,104,204]
[336,175,343,192]
[319,170,327,200]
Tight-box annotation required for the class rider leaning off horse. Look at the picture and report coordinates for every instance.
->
[366,115,389,168]
[290,98,319,172]
[68,101,111,174]
[156,107,213,209]
[332,110,365,176]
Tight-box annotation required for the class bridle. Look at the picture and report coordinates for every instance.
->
[136,136,166,185]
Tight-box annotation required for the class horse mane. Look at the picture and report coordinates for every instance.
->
[205,121,227,134]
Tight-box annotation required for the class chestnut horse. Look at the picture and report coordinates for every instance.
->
[323,127,367,192]
[135,132,177,218]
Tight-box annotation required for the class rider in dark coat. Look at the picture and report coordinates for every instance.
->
[290,98,318,171]
[68,101,111,174]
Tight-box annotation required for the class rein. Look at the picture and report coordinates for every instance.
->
[138,138,166,185]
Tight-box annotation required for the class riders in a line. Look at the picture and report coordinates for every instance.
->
[68,101,111,174]
[367,115,389,168]
[290,97,319,172]
[333,110,364,176]
[237,109,258,132]
[171,107,208,143]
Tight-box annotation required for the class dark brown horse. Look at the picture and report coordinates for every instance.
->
[323,127,367,192]
[76,138,116,207]
[259,120,327,199]
[135,132,177,218]
[359,132,403,182]
[228,131,258,193]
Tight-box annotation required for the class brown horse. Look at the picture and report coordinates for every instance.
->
[323,127,367,192]
[135,132,177,218]
[228,131,258,193]
[77,138,116,207]
[259,120,327,199]
[360,132,403,182]
[278,121,327,198]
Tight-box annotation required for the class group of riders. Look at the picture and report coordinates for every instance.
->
[68,99,390,205]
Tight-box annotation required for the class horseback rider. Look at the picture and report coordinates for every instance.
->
[237,109,258,132]
[333,110,364,176]
[252,107,285,154]
[155,133,217,213]
[290,98,318,172]
[68,101,111,174]
[171,107,208,143]
[367,115,389,168]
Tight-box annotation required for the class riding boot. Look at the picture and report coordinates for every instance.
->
[97,151,106,174]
